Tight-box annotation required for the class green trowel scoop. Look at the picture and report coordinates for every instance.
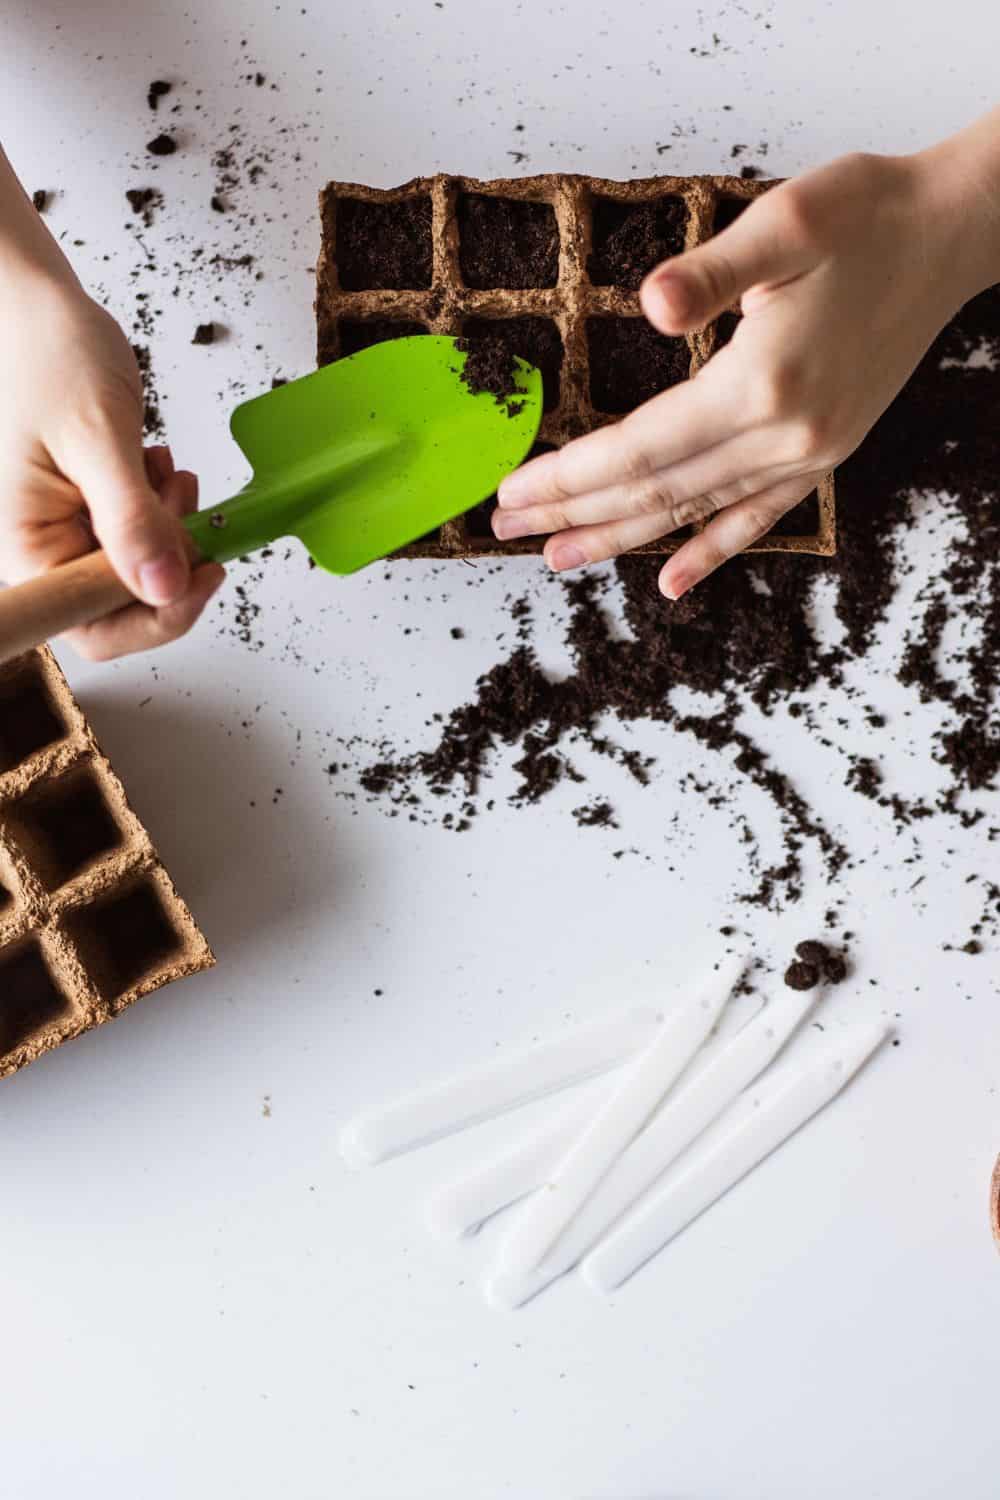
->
[0,336,542,664]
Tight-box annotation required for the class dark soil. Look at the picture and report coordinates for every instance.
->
[588,195,688,288]
[131,344,164,438]
[790,939,848,986]
[587,317,690,412]
[784,959,820,991]
[147,80,172,111]
[455,335,521,408]
[125,187,163,228]
[358,284,1000,911]
[335,195,433,290]
[192,322,217,345]
[462,316,563,412]
[572,800,618,828]
[31,189,49,213]
[458,193,559,289]
[147,133,177,157]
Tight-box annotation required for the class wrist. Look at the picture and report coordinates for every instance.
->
[0,253,80,311]
[0,148,80,303]
[911,113,1000,304]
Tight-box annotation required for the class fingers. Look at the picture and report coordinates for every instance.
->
[537,460,791,570]
[542,509,702,573]
[639,186,822,335]
[498,375,738,511]
[65,560,225,662]
[493,429,799,545]
[659,476,822,599]
[158,466,200,523]
[533,457,794,570]
[143,444,175,491]
[63,467,222,661]
[59,407,192,607]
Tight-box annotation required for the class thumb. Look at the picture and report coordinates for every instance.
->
[639,194,820,334]
[60,411,191,607]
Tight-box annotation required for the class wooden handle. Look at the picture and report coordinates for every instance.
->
[0,551,136,664]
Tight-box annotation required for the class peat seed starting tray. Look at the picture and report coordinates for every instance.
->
[0,648,213,1081]
[316,172,836,560]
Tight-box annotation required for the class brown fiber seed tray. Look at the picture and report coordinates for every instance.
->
[316,172,836,561]
[0,647,214,1081]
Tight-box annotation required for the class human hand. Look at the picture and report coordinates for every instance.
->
[0,281,224,659]
[493,149,989,598]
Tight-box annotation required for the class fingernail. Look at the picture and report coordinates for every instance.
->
[550,544,586,572]
[497,472,533,508]
[138,550,188,605]
[492,510,533,541]
[661,572,690,601]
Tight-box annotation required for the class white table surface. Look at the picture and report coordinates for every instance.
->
[2,2,1000,1496]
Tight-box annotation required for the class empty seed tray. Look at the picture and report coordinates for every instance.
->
[316,172,836,559]
[0,647,214,1081]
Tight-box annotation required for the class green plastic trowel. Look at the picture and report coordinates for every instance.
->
[0,336,543,664]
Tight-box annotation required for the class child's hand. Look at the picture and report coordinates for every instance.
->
[494,147,992,598]
[0,283,224,659]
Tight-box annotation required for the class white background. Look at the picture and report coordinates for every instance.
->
[2,2,1000,1496]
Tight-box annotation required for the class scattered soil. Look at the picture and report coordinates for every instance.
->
[130,344,164,439]
[788,939,848,987]
[147,80,172,111]
[784,959,820,991]
[192,322,217,346]
[125,187,163,228]
[357,283,1000,911]
[823,954,848,984]
[572,800,618,829]
[147,133,177,157]
[31,189,49,213]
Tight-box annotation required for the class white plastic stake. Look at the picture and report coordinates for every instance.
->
[487,984,816,1308]
[426,1088,608,1241]
[492,954,745,1280]
[338,1005,663,1167]
[428,989,763,1241]
[582,1018,891,1295]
